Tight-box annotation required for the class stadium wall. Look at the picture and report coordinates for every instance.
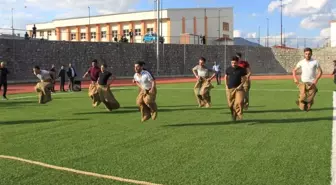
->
[0,39,335,83]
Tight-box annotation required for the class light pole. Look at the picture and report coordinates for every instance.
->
[160,0,162,37]
[280,0,283,46]
[88,6,91,42]
[258,26,260,45]
[11,8,14,36]
[156,0,160,76]
[88,6,91,26]
[218,9,221,39]
[267,18,269,47]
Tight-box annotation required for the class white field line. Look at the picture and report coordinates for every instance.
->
[0,155,163,185]
[331,91,336,185]
[7,87,332,101]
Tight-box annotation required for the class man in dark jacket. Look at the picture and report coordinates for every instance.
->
[58,65,66,92]
[0,61,9,100]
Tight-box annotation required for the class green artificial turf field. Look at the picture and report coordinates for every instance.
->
[0,79,334,185]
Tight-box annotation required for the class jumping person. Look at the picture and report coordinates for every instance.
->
[133,61,158,122]
[33,66,55,104]
[292,47,322,111]
[132,62,155,93]
[0,62,9,100]
[83,59,101,107]
[96,64,120,111]
[192,57,216,108]
[225,56,248,121]
[212,61,221,85]
[236,52,252,110]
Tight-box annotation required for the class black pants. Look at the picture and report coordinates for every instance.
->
[51,81,55,92]
[0,82,7,98]
[69,77,75,91]
[215,72,221,85]
[60,79,65,91]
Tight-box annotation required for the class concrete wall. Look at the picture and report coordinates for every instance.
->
[1,38,334,83]
[0,39,284,82]
[272,47,336,74]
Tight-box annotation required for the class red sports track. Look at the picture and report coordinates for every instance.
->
[5,75,333,95]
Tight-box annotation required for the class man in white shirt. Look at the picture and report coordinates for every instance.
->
[212,62,221,85]
[292,48,323,111]
[33,66,55,104]
[133,61,158,122]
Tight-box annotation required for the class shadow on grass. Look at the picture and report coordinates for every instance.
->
[0,100,36,107]
[164,116,332,127]
[73,106,227,115]
[73,109,138,115]
[0,118,89,125]
[245,107,332,114]
[121,105,265,110]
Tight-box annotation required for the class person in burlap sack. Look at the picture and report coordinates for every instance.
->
[33,66,55,104]
[95,64,120,111]
[192,57,216,108]
[133,61,158,122]
[225,56,248,121]
[83,59,101,107]
[236,52,252,111]
[292,47,322,111]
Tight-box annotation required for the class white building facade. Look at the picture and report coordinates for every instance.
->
[331,21,336,47]
[26,8,234,45]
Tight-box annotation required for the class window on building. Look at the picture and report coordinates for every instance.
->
[81,33,86,40]
[91,32,96,39]
[112,30,118,38]
[223,22,229,31]
[55,30,57,36]
[135,29,141,36]
[146,28,153,34]
[101,31,107,39]
[71,33,76,40]
[40,31,44,37]
[47,31,51,36]
[123,29,129,36]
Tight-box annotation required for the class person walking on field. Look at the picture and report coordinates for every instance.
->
[292,47,322,111]
[236,52,252,110]
[225,56,248,121]
[212,61,221,85]
[0,62,9,100]
[67,63,77,92]
[50,64,56,93]
[58,65,66,92]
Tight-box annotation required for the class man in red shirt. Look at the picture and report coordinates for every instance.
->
[83,59,101,107]
[236,52,252,110]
